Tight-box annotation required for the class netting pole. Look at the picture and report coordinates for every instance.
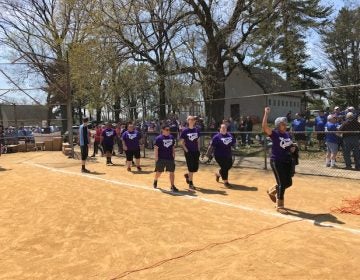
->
[66,51,74,158]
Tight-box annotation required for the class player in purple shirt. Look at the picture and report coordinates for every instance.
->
[101,122,116,166]
[211,124,236,188]
[153,125,178,192]
[180,116,201,190]
[122,122,142,172]
[263,107,297,211]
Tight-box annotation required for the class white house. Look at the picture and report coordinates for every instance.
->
[224,65,303,121]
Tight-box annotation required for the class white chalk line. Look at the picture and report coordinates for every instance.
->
[26,162,360,235]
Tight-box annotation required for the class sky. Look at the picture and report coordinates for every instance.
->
[0,0,348,105]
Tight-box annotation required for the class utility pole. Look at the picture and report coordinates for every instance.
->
[66,51,74,158]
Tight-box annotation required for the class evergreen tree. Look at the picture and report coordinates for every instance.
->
[321,7,360,108]
[251,0,331,89]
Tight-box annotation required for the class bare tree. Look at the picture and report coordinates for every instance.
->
[97,0,193,119]
[0,0,96,130]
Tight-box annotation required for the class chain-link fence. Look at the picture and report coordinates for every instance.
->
[140,129,360,180]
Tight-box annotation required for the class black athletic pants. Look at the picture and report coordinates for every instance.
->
[185,151,200,172]
[215,156,233,181]
[270,159,293,200]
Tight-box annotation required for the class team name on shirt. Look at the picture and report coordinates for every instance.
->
[279,137,292,149]
[128,133,137,140]
[163,139,173,148]
[187,133,198,141]
[221,137,233,145]
[105,131,114,137]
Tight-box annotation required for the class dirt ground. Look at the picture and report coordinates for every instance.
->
[0,151,359,280]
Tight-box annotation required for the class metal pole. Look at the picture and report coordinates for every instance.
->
[13,103,17,128]
[66,51,74,158]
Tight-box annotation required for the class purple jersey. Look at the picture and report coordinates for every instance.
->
[211,133,236,158]
[101,128,116,146]
[122,130,142,150]
[155,134,175,160]
[270,129,293,162]
[180,127,200,152]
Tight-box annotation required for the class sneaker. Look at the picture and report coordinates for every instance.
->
[90,155,95,158]
[224,182,232,188]
[266,186,277,203]
[107,162,115,166]
[81,168,91,173]
[330,164,337,169]
[137,166,142,171]
[171,185,179,192]
[215,174,220,182]
[325,163,330,167]
[189,184,196,191]
[184,173,189,184]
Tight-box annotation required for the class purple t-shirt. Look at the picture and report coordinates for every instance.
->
[122,130,142,150]
[101,128,116,146]
[211,133,236,158]
[155,134,175,160]
[180,127,200,152]
[270,129,293,162]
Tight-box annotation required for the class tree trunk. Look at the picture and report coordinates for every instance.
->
[96,108,101,122]
[203,44,226,124]
[114,95,121,123]
[158,71,166,119]
[60,105,67,134]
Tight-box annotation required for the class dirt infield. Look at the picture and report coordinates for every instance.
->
[0,152,359,280]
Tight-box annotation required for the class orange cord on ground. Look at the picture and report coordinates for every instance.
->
[331,197,360,215]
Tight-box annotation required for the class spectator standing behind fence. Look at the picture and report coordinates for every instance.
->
[315,110,327,150]
[79,117,91,173]
[238,116,246,146]
[244,116,253,146]
[291,113,306,150]
[286,111,292,123]
[339,112,360,170]
[0,125,4,155]
[305,118,314,147]
[325,115,339,168]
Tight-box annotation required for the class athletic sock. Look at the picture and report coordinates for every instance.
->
[331,159,335,166]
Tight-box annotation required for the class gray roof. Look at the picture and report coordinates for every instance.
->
[246,67,292,94]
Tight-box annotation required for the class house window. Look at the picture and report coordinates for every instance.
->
[269,99,271,106]
[286,101,288,106]
[290,101,292,107]
[282,100,284,107]
[278,100,280,106]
